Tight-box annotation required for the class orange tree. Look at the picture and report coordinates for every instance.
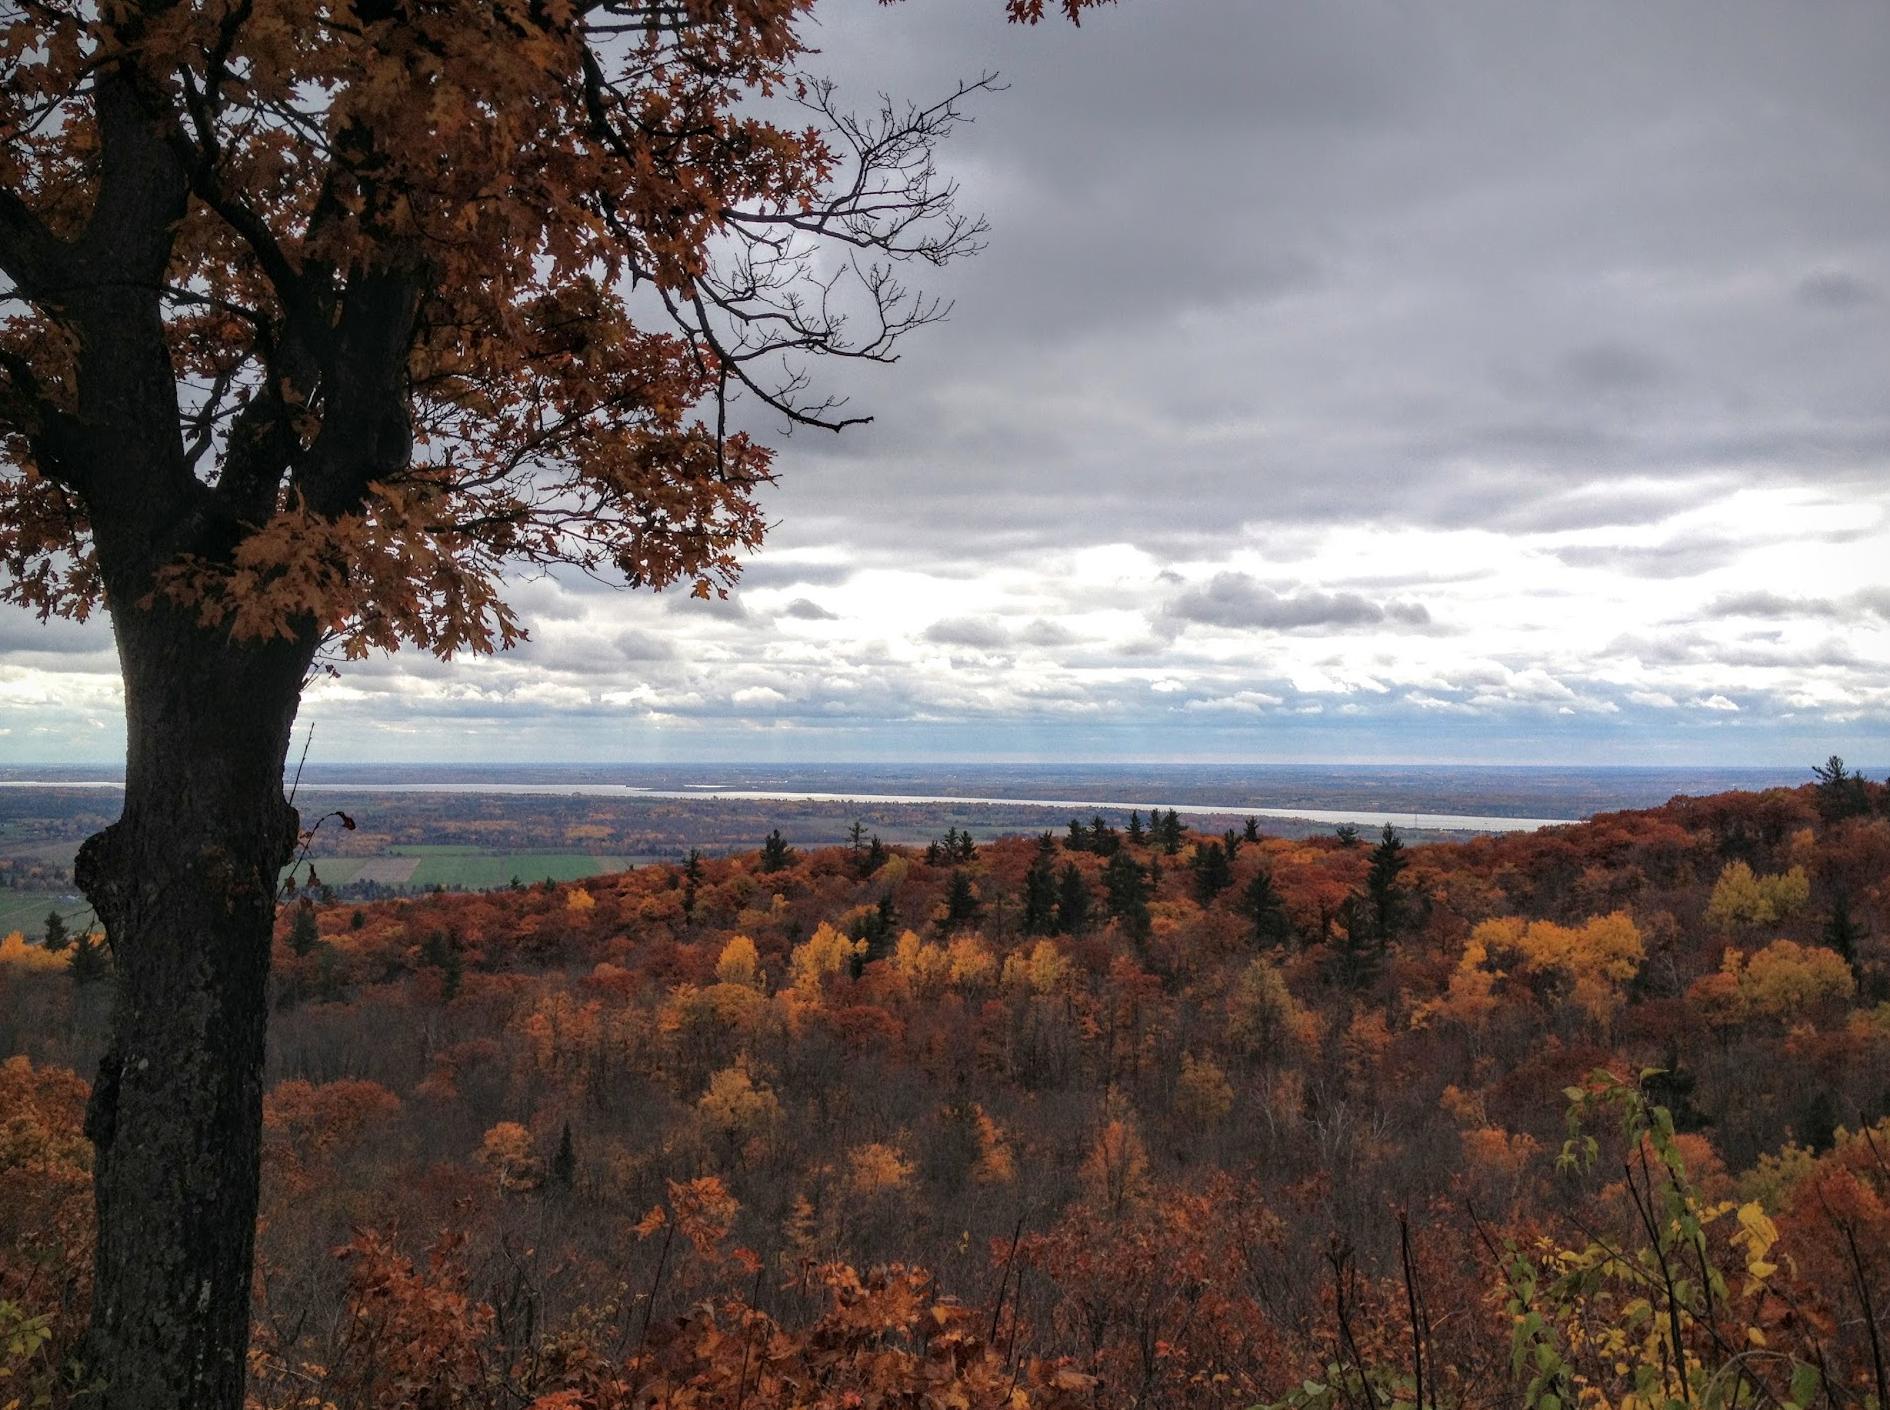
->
[0,2,1103,1405]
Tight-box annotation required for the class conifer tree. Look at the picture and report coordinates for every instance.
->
[760,830,793,874]
[1334,823,1361,848]
[1023,833,1060,935]
[944,870,980,930]
[1104,851,1151,940]
[287,900,320,959]
[1127,811,1144,845]
[1244,867,1290,945]
[864,835,889,875]
[1824,888,1866,976]
[68,928,110,986]
[1365,824,1410,943]
[682,848,704,919]
[1244,817,1261,843]
[1192,840,1233,903]
[41,909,70,953]
[1325,895,1380,990]
[1066,819,1088,853]
[1057,863,1092,936]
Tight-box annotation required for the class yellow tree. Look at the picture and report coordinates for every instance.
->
[0,4,1104,1404]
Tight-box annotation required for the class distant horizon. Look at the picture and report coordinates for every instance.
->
[2,758,1874,774]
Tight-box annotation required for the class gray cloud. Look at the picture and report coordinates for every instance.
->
[781,598,840,621]
[1158,573,1427,633]
[921,617,1010,650]
[1796,270,1883,310]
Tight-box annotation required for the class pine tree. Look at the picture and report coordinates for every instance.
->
[1244,817,1261,843]
[1365,824,1410,943]
[1824,889,1866,975]
[944,870,980,930]
[1160,810,1184,855]
[760,829,793,873]
[1065,818,1088,853]
[67,929,109,986]
[864,834,888,875]
[1192,840,1233,903]
[1127,811,1144,845]
[551,1121,576,1189]
[420,929,464,1000]
[1244,867,1290,945]
[1812,754,1872,823]
[1325,894,1379,990]
[956,829,977,862]
[1022,833,1059,935]
[1104,850,1151,940]
[682,847,704,918]
[40,909,70,952]
[1334,823,1361,848]
[287,900,320,958]
[1222,827,1242,859]
[848,819,866,854]
[1057,863,1091,936]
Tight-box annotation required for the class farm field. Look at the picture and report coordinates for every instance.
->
[284,846,637,893]
[0,889,90,939]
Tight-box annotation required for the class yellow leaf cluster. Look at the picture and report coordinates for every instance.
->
[845,1141,915,1197]
[1705,861,1811,930]
[0,931,64,974]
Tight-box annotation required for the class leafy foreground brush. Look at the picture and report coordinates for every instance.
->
[6,1046,1889,1410]
[1266,1071,1889,1410]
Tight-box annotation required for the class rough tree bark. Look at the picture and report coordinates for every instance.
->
[75,615,313,1410]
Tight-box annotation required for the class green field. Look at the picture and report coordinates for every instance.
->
[404,852,630,889]
[285,850,632,893]
[0,890,94,939]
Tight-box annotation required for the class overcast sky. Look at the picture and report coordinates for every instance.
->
[4,0,1888,766]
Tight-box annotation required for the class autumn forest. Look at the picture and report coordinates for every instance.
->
[5,766,1890,1408]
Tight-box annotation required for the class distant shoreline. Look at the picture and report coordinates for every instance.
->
[0,777,1578,834]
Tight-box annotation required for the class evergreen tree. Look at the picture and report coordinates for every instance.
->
[1065,818,1088,853]
[1192,840,1233,903]
[1022,833,1060,935]
[760,829,793,873]
[1103,850,1151,940]
[1365,824,1410,943]
[848,819,866,854]
[1244,867,1290,945]
[943,869,980,930]
[1824,888,1866,975]
[67,928,109,986]
[420,929,464,1000]
[1056,863,1091,936]
[1812,754,1872,823]
[1325,894,1380,990]
[350,909,367,931]
[1244,817,1261,843]
[40,909,70,952]
[956,828,977,862]
[1127,811,1144,844]
[551,1121,576,1188]
[1088,815,1119,857]
[926,839,946,865]
[864,834,888,875]
[682,847,704,918]
[287,900,320,958]
[1160,809,1183,855]
[1222,827,1242,859]
[1334,823,1361,848]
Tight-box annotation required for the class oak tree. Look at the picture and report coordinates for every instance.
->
[0,2,1103,1406]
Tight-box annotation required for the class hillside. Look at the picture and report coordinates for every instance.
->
[4,771,1889,1408]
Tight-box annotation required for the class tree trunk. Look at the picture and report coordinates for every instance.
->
[75,602,314,1410]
